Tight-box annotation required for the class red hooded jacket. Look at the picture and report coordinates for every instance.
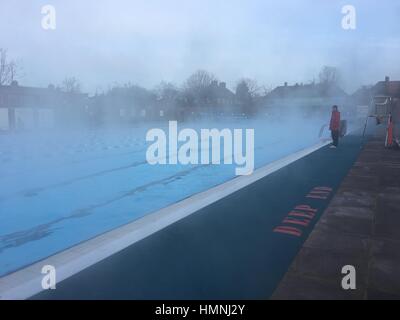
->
[330,110,341,131]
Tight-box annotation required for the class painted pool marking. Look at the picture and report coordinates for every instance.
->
[273,186,334,237]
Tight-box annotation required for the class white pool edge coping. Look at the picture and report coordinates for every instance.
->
[0,138,331,300]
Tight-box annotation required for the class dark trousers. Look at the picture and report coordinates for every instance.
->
[331,130,339,147]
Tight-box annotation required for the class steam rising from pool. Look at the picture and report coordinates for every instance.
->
[0,112,359,276]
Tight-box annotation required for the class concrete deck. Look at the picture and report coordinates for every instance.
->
[272,128,400,300]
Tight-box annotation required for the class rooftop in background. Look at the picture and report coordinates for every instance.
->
[373,77,400,98]
[267,82,348,100]
[210,81,235,97]
[0,81,88,109]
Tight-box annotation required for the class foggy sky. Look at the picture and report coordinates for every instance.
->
[1,0,399,94]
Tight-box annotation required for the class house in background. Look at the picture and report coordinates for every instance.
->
[209,81,236,114]
[189,81,236,117]
[0,81,88,131]
[350,77,400,120]
[372,76,400,98]
[261,82,349,117]
[89,85,158,126]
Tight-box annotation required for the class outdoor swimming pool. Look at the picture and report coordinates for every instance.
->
[0,118,332,276]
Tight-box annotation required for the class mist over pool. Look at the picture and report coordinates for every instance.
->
[0,115,345,276]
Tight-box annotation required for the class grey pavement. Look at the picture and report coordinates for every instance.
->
[272,128,400,300]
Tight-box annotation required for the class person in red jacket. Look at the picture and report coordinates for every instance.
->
[329,105,341,148]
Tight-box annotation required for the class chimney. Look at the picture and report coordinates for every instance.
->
[284,82,288,87]
[384,76,390,95]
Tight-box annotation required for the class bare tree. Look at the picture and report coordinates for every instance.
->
[319,66,340,86]
[183,70,217,93]
[235,78,263,116]
[154,81,179,101]
[182,70,217,108]
[0,48,18,85]
[236,78,263,98]
[260,84,273,97]
[61,77,82,93]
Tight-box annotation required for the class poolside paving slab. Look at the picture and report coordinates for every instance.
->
[272,131,400,300]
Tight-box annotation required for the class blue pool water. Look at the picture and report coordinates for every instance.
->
[0,118,330,276]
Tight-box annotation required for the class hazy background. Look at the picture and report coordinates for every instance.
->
[1,0,393,278]
[0,0,399,93]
